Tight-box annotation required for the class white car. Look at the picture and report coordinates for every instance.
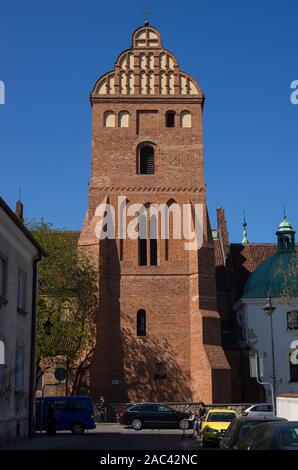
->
[242,403,274,418]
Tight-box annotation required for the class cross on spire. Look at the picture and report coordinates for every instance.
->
[283,205,287,220]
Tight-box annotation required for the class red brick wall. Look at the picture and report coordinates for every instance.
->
[79,25,231,403]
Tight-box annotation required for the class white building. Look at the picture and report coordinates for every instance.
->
[0,198,45,445]
[234,217,298,402]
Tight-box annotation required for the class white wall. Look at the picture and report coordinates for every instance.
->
[277,396,298,420]
[236,299,298,401]
[0,206,39,445]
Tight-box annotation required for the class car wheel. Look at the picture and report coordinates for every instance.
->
[71,422,85,435]
[179,419,190,430]
[131,418,143,430]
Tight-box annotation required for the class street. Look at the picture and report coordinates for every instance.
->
[1,424,216,451]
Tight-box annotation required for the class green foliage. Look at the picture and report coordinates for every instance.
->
[27,219,99,370]
[277,252,298,307]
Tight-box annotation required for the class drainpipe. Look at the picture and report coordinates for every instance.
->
[28,254,42,438]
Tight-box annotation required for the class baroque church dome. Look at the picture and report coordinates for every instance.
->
[243,217,297,299]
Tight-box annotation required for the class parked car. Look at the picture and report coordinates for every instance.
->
[119,403,190,430]
[36,396,96,435]
[201,409,238,446]
[235,421,298,450]
[220,416,287,450]
[241,403,274,418]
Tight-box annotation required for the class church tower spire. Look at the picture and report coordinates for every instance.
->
[276,210,296,252]
[242,211,249,244]
[79,24,231,404]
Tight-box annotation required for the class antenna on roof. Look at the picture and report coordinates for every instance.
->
[18,187,22,201]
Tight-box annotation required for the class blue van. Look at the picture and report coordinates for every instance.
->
[36,396,96,435]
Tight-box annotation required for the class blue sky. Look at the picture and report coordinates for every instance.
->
[0,0,297,242]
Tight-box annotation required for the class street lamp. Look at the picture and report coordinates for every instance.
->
[43,315,53,336]
[262,290,277,407]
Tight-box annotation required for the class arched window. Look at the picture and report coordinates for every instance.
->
[139,145,155,174]
[137,309,146,336]
[104,111,115,127]
[150,212,158,266]
[119,111,129,128]
[181,110,192,128]
[165,111,175,128]
[138,203,158,266]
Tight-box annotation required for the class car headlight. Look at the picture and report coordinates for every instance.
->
[204,427,218,433]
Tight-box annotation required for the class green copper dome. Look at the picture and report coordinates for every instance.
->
[278,219,293,232]
[243,217,297,299]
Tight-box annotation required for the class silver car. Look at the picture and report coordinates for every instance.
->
[242,403,274,418]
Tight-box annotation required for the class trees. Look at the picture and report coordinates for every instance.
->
[28,220,99,395]
[279,253,298,308]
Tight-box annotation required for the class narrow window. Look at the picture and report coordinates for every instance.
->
[150,214,158,266]
[0,363,4,390]
[165,111,175,127]
[15,345,24,391]
[137,309,146,336]
[138,238,147,265]
[0,256,7,298]
[18,270,27,312]
[290,355,298,382]
[120,239,124,261]
[119,111,129,128]
[139,145,154,174]
[181,110,192,128]
[165,239,169,261]
[104,111,115,127]
[150,239,157,265]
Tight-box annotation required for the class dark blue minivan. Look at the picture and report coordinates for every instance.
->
[36,396,96,434]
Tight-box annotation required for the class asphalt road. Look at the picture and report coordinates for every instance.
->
[1,424,216,451]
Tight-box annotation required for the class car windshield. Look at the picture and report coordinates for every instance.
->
[280,425,298,448]
[207,412,236,422]
[239,421,263,438]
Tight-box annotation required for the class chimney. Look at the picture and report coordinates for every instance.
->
[16,200,24,223]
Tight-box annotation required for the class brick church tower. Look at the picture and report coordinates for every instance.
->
[79,24,231,403]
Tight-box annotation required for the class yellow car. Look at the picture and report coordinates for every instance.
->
[201,409,238,446]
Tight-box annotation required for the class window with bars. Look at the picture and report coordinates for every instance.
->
[287,311,298,330]
[165,111,175,127]
[139,145,154,174]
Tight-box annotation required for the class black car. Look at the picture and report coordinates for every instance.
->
[119,403,190,430]
[220,417,287,450]
[235,421,298,450]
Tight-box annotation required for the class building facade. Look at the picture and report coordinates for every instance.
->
[0,198,44,444]
[79,24,231,404]
[234,217,298,401]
